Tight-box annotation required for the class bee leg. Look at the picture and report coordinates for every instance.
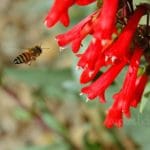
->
[32,56,36,61]
[28,61,32,65]
[27,57,36,65]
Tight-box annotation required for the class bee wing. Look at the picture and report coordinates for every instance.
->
[26,48,33,52]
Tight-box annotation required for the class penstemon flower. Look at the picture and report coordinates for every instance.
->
[44,0,96,27]
[45,1,150,128]
[104,47,143,128]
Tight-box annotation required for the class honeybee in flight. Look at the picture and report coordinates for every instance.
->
[13,45,42,65]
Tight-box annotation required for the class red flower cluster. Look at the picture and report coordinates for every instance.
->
[45,0,96,27]
[45,0,150,127]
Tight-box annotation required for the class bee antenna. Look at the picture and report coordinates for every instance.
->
[39,42,42,48]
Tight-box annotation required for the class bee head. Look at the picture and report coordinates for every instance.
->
[35,45,42,53]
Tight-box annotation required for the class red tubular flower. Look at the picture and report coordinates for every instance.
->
[56,0,119,52]
[113,47,143,117]
[76,0,96,5]
[93,0,119,41]
[56,11,99,52]
[44,0,96,28]
[78,38,106,83]
[79,55,105,83]
[45,0,75,28]
[81,60,127,102]
[104,101,123,128]
[56,0,119,83]
[131,74,148,107]
[45,0,150,128]
[105,6,146,60]
[104,47,143,128]
[77,38,102,69]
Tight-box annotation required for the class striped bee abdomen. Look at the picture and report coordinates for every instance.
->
[13,52,31,64]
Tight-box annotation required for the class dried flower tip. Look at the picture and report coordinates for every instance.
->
[105,56,109,62]
[79,92,83,96]
[111,56,117,63]
[89,71,94,77]
[86,97,90,102]
[59,46,66,52]
[101,39,108,46]
[76,66,81,70]
[44,20,48,26]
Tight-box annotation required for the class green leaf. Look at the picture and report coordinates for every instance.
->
[13,107,32,121]
[83,132,101,150]
[4,68,72,86]
[4,67,79,100]
[140,82,150,113]
[18,142,70,150]
[42,112,67,136]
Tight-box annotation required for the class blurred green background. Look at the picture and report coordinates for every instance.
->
[0,0,150,150]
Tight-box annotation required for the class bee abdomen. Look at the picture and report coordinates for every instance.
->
[13,52,31,64]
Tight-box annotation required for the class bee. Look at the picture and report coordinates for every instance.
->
[13,45,42,65]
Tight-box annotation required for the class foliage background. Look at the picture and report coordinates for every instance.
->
[0,0,150,150]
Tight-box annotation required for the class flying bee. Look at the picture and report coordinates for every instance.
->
[13,45,42,65]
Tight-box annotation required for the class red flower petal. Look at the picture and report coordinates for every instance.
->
[59,10,70,27]
[113,47,143,118]
[93,0,119,40]
[105,6,146,60]
[131,74,148,107]
[76,0,96,5]
[56,11,99,52]
[81,61,126,100]
[44,0,74,28]
[104,106,123,128]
